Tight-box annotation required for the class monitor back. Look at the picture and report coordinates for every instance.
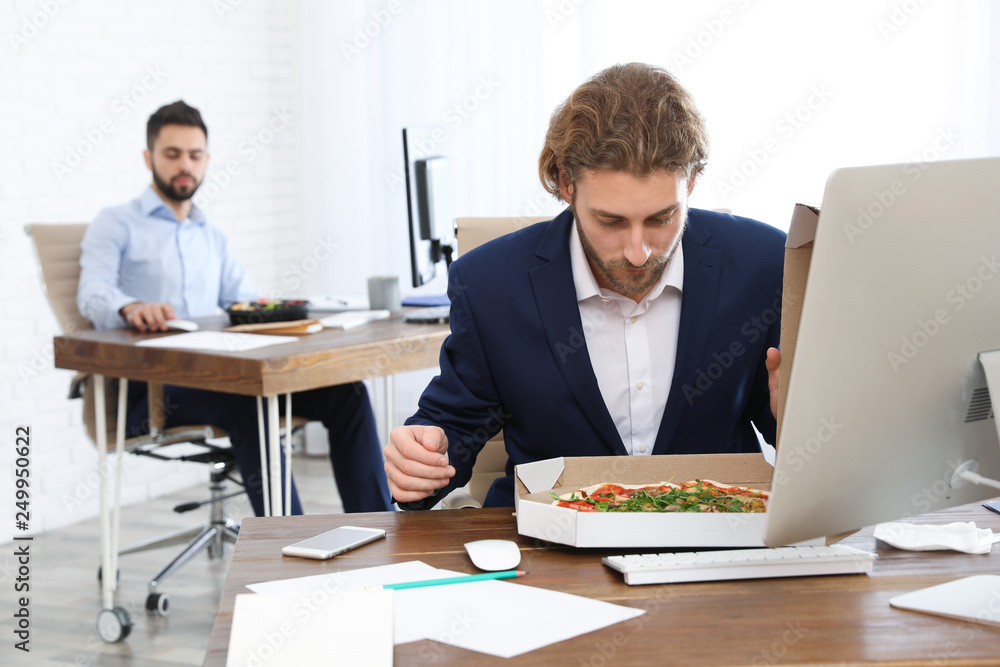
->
[765,156,1000,546]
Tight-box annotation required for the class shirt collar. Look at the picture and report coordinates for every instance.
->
[569,219,684,305]
[140,185,206,225]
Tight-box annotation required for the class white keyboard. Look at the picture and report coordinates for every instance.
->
[603,545,877,585]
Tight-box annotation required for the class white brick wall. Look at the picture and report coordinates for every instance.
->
[0,0,300,541]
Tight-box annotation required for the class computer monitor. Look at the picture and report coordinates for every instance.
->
[765,156,1000,547]
[402,127,455,288]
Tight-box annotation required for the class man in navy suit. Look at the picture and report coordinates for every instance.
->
[385,63,784,509]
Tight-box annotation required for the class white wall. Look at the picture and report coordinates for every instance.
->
[297,0,998,426]
[0,0,300,539]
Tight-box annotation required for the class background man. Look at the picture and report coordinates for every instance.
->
[385,63,784,508]
[77,100,392,516]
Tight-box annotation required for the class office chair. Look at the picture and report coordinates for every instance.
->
[26,222,305,618]
[438,216,550,509]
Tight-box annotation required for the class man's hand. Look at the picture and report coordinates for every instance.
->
[766,347,781,420]
[383,424,454,503]
[120,302,176,332]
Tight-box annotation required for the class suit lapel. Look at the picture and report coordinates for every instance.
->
[529,212,627,455]
[653,211,722,454]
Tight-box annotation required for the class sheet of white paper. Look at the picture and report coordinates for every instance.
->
[226,589,393,667]
[247,560,645,658]
[308,293,369,312]
[135,331,298,352]
[319,310,390,330]
[395,573,645,658]
[248,561,443,644]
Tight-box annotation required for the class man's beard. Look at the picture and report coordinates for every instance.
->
[152,168,201,202]
[573,204,685,298]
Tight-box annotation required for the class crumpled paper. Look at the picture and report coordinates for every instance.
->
[873,521,998,554]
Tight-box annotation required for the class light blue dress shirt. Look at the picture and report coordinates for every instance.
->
[78,186,257,329]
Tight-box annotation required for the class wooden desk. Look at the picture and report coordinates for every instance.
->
[54,311,450,515]
[204,504,1000,666]
[54,312,450,396]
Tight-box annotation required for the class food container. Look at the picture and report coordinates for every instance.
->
[226,299,310,325]
[514,454,825,548]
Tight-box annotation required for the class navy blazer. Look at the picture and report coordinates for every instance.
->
[403,208,786,508]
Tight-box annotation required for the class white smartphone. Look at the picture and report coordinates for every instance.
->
[281,526,386,560]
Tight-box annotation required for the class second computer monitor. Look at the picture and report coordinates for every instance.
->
[402,127,454,288]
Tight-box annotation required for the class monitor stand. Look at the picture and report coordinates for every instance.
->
[889,349,1000,631]
[951,349,1000,491]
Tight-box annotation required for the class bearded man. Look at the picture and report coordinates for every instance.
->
[384,63,785,509]
[77,101,392,516]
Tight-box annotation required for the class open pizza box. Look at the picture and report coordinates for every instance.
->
[513,204,843,549]
[514,454,827,548]
[775,202,820,439]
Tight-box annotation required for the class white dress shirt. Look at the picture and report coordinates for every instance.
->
[569,222,684,455]
[78,186,257,329]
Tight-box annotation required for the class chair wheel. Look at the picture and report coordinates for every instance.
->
[96,606,132,643]
[146,592,170,616]
[97,566,120,584]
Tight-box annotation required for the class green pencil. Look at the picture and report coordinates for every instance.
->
[380,570,527,590]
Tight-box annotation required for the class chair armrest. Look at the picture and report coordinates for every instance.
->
[69,372,89,399]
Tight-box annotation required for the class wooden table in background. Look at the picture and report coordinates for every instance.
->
[54,312,450,395]
[54,310,449,517]
[204,503,1000,666]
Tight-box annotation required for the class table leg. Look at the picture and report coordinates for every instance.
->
[95,374,112,610]
[255,397,270,517]
[110,378,128,596]
[382,375,396,444]
[267,396,282,516]
[284,394,293,516]
[93,374,133,643]
[255,395,296,517]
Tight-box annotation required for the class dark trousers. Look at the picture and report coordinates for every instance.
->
[125,381,393,516]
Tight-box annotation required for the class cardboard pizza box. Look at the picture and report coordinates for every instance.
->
[514,454,824,548]
[773,203,861,546]
[775,203,820,443]
[513,208,838,549]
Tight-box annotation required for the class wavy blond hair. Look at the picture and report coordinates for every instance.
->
[539,63,708,197]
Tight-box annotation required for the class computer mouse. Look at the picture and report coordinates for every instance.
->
[464,539,522,571]
[165,318,198,332]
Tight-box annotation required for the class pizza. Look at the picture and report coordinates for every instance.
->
[549,480,768,513]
